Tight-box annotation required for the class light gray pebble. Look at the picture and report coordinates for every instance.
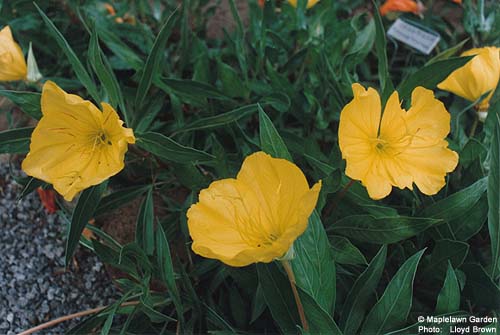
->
[0,163,118,333]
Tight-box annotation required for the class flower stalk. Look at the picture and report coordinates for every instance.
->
[281,260,309,332]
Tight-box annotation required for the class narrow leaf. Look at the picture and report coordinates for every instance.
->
[489,113,500,279]
[258,105,292,161]
[178,104,257,133]
[340,245,387,334]
[0,91,41,119]
[361,249,426,335]
[89,29,127,122]
[372,1,393,100]
[330,215,441,244]
[0,127,33,154]
[66,182,107,266]
[330,236,367,265]
[435,262,460,314]
[136,132,215,163]
[398,56,474,101]
[291,211,335,312]
[94,185,150,217]
[256,263,300,333]
[157,225,184,326]
[35,3,100,103]
[136,187,154,255]
[135,9,178,109]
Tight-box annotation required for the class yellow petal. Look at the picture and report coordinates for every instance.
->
[22,81,134,201]
[187,151,321,267]
[0,26,27,81]
[339,84,383,184]
[339,84,381,158]
[380,90,407,142]
[287,0,320,8]
[338,84,458,200]
[438,47,500,109]
[398,137,459,195]
[405,87,450,138]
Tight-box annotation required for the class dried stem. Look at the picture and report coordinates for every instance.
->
[17,301,139,335]
[281,260,309,332]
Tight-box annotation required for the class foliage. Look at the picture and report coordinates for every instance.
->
[1,0,499,333]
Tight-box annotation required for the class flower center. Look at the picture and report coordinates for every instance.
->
[95,131,112,146]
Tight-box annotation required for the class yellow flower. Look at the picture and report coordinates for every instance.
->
[187,152,321,267]
[339,84,459,200]
[22,81,135,201]
[438,47,500,111]
[287,0,320,9]
[0,26,27,81]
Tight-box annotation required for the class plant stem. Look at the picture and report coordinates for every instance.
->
[281,260,309,332]
[17,301,139,335]
[469,114,479,138]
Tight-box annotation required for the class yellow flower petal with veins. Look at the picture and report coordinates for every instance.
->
[287,0,320,9]
[187,151,321,267]
[22,81,135,201]
[0,26,27,81]
[339,84,458,200]
[438,46,500,110]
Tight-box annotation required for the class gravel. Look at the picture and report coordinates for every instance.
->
[0,160,119,334]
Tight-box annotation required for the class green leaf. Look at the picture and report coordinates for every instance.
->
[448,195,488,241]
[177,104,258,133]
[372,1,393,101]
[0,127,33,154]
[17,178,45,200]
[65,182,107,266]
[489,113,500,279]
[89,29,128,123]
[0,91,41,119]
[101,291,135,335]
[421,239,469,281]
[256,262,300,334]
[421,178,487,221]
[330,215,441,244]
[361,249,426,335]
[330,236,367,265]
[135,9,178,109]
[96,26,143,71]
[343,18,375,70]
[340,245,387,334]
[291,211,335,312]
[461,263,500,310]
[425,39,469,65]
[94,185,150,217]
[34,3,100,103]
[299,289,343,335]
[258,105,292,161]
[136,132,215,163]
[435,262,461,314]
[156,225,184,327]
[135,187,154,255]
[397,56,474,101]
[217,60,248,98]
[159,78,230,100]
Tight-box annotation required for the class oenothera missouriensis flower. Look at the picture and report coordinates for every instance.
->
[287,0,320,9]
[339,84,459,200]
[22,81,135,201]
[438,47,500,114]
[187,152,322,267]
[0,25,27,81]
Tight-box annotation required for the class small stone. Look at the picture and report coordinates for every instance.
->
[6,313,14,323]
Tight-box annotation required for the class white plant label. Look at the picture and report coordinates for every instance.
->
[387,18,441,55]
